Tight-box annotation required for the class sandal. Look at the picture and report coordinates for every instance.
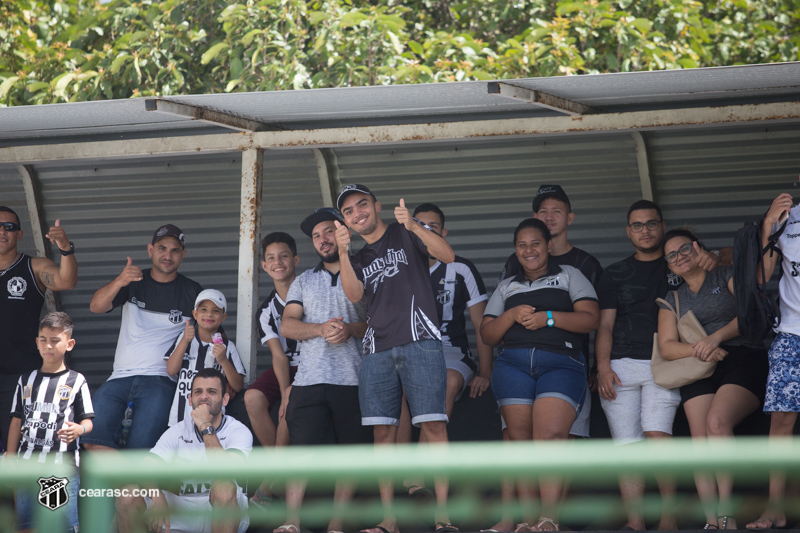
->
[274,525,300,533]
[250,487,274,509]
[534,517,559,532]
[435,523,459,533]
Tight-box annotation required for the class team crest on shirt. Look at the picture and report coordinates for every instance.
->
[667,272,682,287]
[38,476,70,511]
[169,309,183,324]
[7,277,27,298]
[23,385,32,399]
[56,385,72,400]
[712,286,722,294]
[437,289,451,305]
[544,276,561,287]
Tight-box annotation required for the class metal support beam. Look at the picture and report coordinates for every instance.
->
[17,164,57,312]
[488,82,595,116]
[631,132,655,202]
[145,99,283,133]
[236,148,263,383]
[312,148,341,207]
[3,101,800,164]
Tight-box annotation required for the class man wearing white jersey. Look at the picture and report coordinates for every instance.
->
[85,224,202,451]
[116,368,252,533]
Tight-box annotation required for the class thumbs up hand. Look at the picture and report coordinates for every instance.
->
[334,220,351,255]
[395,198,414,231]
[117,256,144,286]
[45,219,71,251]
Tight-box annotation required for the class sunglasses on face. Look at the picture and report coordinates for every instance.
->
[0,222,21,232]
[665,242,695,264]
[628,219,661,233]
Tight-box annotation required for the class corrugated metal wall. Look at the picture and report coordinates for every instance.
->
[2,122,799,390]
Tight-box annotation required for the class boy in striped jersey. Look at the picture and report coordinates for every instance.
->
[6,311,94,532]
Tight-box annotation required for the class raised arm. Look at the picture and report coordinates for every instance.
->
[760,192,793,283]
[89,256,143,313]
[395,199,455,264]
[334,220,365,303]
[31,219,77,292]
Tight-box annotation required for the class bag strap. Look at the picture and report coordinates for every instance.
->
[672,290,680,316]
[655,296,678,320]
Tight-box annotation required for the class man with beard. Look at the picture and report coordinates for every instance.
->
[334,184,457,533]
[595,200,723,531]
[116,368,252,533]
[0,206,77,452]
[273,207,371,533]
[86,224,202,451]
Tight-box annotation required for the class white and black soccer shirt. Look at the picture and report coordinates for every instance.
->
[484,263,597,359]
[150,415,252,497]
[258,289,301,366]
[11,368,94,465]
[351,223,441,355]
[429,256,488,360]
[108,269,202,380]
[163,332,246,426]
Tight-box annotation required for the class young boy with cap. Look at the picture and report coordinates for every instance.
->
[166,289,246,427]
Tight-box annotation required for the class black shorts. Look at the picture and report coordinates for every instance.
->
[680,344,769,403]
[285,384,373,446]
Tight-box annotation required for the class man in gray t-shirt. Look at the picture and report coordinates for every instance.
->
[275,207,371,533]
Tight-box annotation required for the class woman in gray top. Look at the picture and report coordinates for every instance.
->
[657,228,768,530]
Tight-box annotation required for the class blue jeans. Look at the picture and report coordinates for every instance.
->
[359,339,448,426]
[81,375,176,449]
[16,470,79,532]
[492,347,587,411]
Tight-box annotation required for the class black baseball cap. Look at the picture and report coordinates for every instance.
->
[532,185,571,213]
[301,207,343,237]
[336,184,376,210]
[152,224,185,248]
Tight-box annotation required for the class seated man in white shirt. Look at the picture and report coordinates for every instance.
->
[116,367,253,533]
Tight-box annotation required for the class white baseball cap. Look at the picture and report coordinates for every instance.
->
[194,289,227,312]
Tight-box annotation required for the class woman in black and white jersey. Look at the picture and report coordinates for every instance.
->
[481,218,600,533]
[657,228,768,530]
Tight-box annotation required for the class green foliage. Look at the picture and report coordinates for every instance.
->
[1,0,799,106]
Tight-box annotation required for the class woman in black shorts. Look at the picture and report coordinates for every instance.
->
[657,228,768,530]
[482,218,599,532]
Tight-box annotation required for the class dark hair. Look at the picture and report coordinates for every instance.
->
[191,367,227,396]
[664,228,704,251]
[39,311,74,337]
[627,200,663,223]
[513,218,551,245]
[261,232,297,257]
[413,203,446,227]
[0,206,21,227]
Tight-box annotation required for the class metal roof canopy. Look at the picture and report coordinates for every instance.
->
[1,62,799,381]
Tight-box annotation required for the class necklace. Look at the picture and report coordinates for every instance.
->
[0,253,21,277]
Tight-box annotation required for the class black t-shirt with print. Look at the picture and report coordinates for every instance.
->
[597,254,684,360]
[351,223,441,355]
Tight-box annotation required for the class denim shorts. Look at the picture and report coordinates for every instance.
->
[81,375,176,450]
[359,339,448,427]
[491,347,587,411]
[16,470,79,532]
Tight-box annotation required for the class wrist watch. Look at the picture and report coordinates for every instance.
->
[200,424,216,437]
[60,242,75,256]
[546,310,555,328]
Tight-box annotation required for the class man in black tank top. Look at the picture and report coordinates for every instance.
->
[0,206,78,451]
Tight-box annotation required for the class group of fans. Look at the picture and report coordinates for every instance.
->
[0,181,798,533]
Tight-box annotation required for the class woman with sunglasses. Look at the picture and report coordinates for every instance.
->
[481,218,599,532]
[657,228,768,530]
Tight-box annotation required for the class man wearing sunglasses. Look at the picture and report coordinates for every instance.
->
[0,206,77,452]
[595,200,726,531]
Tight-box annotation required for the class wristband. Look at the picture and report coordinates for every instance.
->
[60,242,75,256]
[80,425,85,436]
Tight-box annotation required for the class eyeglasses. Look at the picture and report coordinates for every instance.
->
[0,222,21,232]
[628,219,661,233]
[665,242,694,264]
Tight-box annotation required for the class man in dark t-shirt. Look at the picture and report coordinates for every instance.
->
[334,184,456,533]
[595,200,723,531]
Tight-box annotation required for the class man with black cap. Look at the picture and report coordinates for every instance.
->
[86,224,202,451]
[0,206,77,452]
[334,184,457,533]
[273,207,371,533]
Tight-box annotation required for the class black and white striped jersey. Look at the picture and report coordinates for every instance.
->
[258,289,301,366]
[429,256,488,357]
[11,369,94,465]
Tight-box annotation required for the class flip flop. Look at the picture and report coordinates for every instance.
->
[275,525,300,533]
[360,526,392,533]
[534,517,559,532]
[435,523,459,533]
[408,485,435,500]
